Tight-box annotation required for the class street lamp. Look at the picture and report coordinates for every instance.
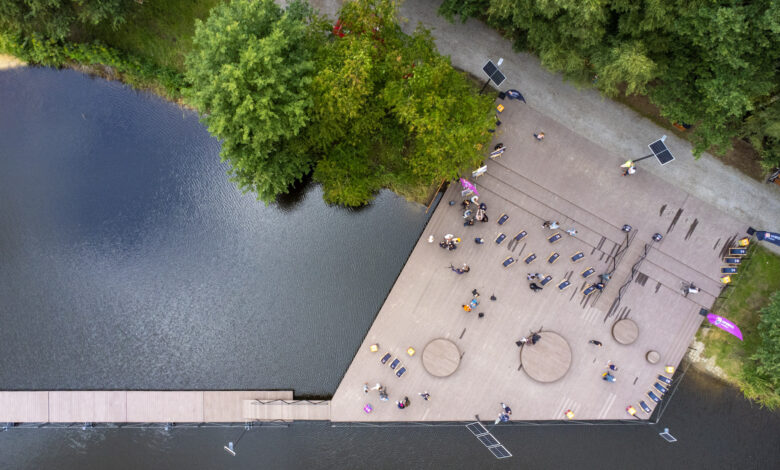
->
[223,422,252,456]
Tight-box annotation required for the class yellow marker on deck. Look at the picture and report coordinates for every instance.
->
[496,104,505,113]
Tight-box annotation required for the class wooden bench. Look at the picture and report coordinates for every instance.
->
[547,232,562,244]
[495,233,506,244]
[498,214,509,225]
[503,257,516,267]
[524,253,537,264]
[548,252,560,264]
[571,251,584,263]
[540,275,553,286]
[514,231,527,241]
[557,280,571,290]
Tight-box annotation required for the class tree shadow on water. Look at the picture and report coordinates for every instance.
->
[275,174,314,212]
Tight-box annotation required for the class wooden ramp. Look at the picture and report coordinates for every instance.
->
[242,400,331,422]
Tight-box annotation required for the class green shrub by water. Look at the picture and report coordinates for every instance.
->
[0,31,185,99]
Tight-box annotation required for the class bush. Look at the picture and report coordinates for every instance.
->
[0,30,185,98]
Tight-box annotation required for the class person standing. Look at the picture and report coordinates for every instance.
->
[589,340,603,347]
[533,132,545,141]
[566,228,578,237]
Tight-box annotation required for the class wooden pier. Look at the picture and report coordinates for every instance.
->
[0,391,330,423]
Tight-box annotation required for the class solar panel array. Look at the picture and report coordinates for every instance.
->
[482,61,507,86]
[465,422,513,459]
[648,139,675,165]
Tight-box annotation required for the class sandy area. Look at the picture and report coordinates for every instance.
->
[0,54,26,69]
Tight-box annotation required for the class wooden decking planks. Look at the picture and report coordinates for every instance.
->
[0,391,294,423]
[242,400,331,422]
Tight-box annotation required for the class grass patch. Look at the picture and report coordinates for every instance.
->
[72,0,223,72]
[698,245,780,393]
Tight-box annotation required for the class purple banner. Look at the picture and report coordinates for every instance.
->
[756,231,780,247]
[459,178,479,196]
[707,313,743,341]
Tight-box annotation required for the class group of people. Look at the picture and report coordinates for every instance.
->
[462,198,489,226]
[495,402,513,424]
[602,361,619,383]
[542,220,577,237]
[439,234,461,251]
[462,289,480,312]
[527,272,545,292]
[516,332,541,347]
[364,382,389,401]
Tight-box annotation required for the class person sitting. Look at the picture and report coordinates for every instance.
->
[687,283,700,294]
[462,304,472,312]
[531,333,541,344]
[594,282,605,291]
[464,218,475,226]
[475,237,484,244]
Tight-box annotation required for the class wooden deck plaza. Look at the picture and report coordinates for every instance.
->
[330,103,746,422]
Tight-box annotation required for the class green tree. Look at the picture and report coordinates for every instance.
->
[740,291,780,409]
[185,0,324,202]
[0,0,130,40]
[441,0,780,162]
[741,97,780,171]
[309,0,494,206]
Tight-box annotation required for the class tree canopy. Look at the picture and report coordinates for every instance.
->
[185,0,324,202]
[308,0,494,205]
[0,0,130,40]
[439,0,780,165]
[186,0,494,206]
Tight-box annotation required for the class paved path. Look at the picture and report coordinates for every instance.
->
[308,0,779,253]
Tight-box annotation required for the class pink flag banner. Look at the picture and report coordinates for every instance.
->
[707,313,743,341]
[459,178,479,196]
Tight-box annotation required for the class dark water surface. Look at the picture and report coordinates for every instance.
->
[0,67,429,394]
[0,68,778,469]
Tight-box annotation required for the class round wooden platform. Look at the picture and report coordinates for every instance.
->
[520,331,572,383]
[422,339,461,377]
[646,350,660,364]
[612,319,639,345]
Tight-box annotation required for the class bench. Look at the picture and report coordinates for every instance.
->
[557,280,571,290]
[514,231,527,241]
[721,266,738,274]
[547,232,562,244]
[495,233,506,244]
[396,367,407,378]
[723,257,741,265]
[548,252,560,264]
[581,267,595,278]
[571,252,584,263]
[524,253,537,264]
[503,257,516,267]
[540,275,553,286]
[498,214,509,225]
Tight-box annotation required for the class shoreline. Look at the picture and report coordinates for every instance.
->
[0,53,26,69]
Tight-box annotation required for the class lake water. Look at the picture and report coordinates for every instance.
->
[0,68,777,469]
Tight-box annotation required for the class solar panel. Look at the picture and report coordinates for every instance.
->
[649,139,666,154]
[655,149,674,164]
[648,139,675,165]
[490,69,506,86]
[466,422,488,436]
[478,434,499,447]
[482,61,497,78]
[488,445,513,458]
[482,60,506,86]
